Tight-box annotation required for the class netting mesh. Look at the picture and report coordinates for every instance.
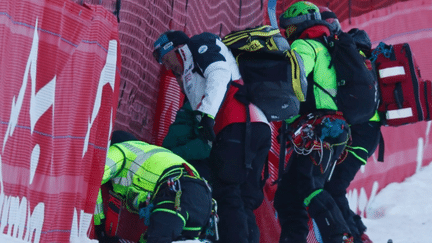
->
[72,0,266,143]
[32,0,430,242]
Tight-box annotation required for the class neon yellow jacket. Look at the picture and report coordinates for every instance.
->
[94,140,199,225]
[292,38,338,111]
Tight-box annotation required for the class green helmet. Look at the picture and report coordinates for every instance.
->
[279,1,321,29]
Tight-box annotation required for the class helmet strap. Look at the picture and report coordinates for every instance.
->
[280,12,321,28]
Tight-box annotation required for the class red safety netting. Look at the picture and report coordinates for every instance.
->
[0,0,120,242]
[263,0,409,27]
[74,0,267,144]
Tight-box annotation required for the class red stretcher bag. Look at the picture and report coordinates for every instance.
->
[371,42,424,126]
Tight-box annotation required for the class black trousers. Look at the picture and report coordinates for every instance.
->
[274,121,351,243]
[146,176,212,243]
[324,121,381,243]
[210,123,271,243]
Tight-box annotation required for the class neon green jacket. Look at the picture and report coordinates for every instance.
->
[291,38,382,123]
[292,38,338,112]
[94,141,199,225]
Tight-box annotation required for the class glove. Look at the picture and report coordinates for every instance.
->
[95,220,120,243]
[198,113,216,142]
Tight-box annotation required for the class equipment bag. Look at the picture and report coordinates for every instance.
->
[222,25,308,121]
[314,32,379,125]
[371,42,424,126]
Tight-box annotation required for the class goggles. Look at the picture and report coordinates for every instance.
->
[153,31,189,64]
[279,12,321,29]
[153,35,174,64]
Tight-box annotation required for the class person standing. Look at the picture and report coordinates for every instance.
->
[274,1,353,242]
[319,6,381,243]
[153,30,272,243]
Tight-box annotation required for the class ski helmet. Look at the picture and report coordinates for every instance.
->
[318,6,341,35]
[153,30,189,64]
[279,1,321,29]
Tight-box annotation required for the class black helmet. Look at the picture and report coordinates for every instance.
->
[318,6,341,35]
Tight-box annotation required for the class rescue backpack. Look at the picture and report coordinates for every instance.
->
[371,42,431,126]
[313,31,379,125]
[222,25,308,122]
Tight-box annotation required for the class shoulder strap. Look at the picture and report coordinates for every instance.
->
[303,40,338,106]
[377,131,385,162]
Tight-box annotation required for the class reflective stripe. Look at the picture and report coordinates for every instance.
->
[348,145,368,154]
[94,190,105,225]
[105,157,118,178]
[112,173,132,187]
[119,143,172,188]
[152,208,186,227]
[386,107,413,120]
[379,66,405,78]
[327,88,337,97]
[348,150,367,164]
[156,201,174,206]
[183,226,202,231]
[304,189,323,207]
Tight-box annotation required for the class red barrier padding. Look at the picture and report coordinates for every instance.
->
[0,0,121,241]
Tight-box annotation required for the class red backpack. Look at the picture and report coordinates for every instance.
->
[371,42,432,126]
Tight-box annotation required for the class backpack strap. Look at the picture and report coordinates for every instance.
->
[377,130,385,162]
[303,39,341,112]
[230,81,254,171]
[273,121,287,185]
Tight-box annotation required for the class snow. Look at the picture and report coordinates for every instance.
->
[0,164,430,243]
[363,161,432,243]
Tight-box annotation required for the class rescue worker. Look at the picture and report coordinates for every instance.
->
[319,6,381,243]
[274,1,352,242]
[93,138,213,243]
[153,30,271,243]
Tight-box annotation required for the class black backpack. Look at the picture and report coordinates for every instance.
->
[222,25,308,121]
[313,31,379,125]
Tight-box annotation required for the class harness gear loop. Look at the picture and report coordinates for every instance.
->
[288,112,349,166]
[205,198,219,241]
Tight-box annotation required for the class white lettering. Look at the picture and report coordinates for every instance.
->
[82,40,118,157]
[29,145,40,185]
[0,18,47,243]
[0,156,45,243]
[70,208,94,241]
[2,19,39,153]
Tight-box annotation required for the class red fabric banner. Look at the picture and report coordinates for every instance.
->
[0,0,121,242]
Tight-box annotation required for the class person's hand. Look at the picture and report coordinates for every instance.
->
[198,113,216,142]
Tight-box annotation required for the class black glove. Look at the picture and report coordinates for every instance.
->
[95,221,120,243]
[198,113,216,142]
